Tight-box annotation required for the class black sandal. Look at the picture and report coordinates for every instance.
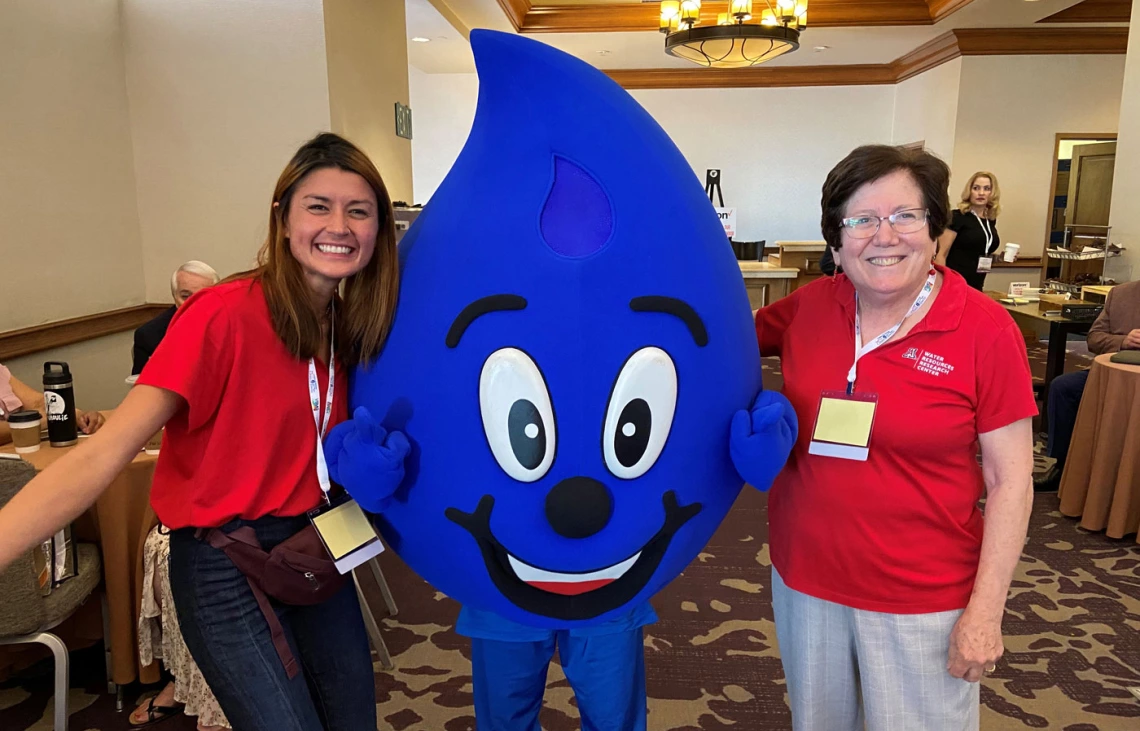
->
[129,696,185,727]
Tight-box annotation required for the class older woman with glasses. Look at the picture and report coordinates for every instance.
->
[753,145,1035,730]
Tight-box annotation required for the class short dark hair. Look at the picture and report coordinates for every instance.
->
[820,145,951,252]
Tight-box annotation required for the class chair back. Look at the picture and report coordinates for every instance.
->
[0,459,47,636]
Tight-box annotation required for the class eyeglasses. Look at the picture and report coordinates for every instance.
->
[840,208,929,239]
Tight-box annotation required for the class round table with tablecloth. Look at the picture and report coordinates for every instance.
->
[1059,353,1140,543]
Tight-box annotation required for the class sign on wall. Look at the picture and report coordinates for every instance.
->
[395,102,413,140]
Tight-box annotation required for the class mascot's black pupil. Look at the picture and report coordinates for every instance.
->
[508,399,545,470]
[615,398,651,467]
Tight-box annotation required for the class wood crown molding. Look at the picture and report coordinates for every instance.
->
[1038,0,1133,24]
[503,0,974,34]
[608,27,1129,90]
[927,0,976,23]
[0,304,171,361]
[608,64,894,89]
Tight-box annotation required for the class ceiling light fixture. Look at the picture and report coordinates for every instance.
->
[411,37,431,43]
[660,0,807,69]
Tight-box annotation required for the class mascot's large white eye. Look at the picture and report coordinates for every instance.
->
[480,348,556,482]
[603,347,677,479]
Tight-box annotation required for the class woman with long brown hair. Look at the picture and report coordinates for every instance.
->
[0,133,403,730]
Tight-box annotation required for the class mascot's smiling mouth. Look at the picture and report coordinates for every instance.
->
[445,491,701,620]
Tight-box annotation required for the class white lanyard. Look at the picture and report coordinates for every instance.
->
[972,212,994,255]
[848,270,937,394]
[309,303,335,503]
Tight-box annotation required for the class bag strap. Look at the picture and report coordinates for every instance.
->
[194,526,301,679]
[243,575,300,679]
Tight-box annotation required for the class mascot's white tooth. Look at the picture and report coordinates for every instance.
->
[508,553,641,583]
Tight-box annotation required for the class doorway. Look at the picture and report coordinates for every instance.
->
[1040,133,1117,287]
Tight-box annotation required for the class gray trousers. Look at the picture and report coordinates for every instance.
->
[771,568,980,731]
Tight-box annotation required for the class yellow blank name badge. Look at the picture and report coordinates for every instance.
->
[309,498,385,574]
[809,391,878,461]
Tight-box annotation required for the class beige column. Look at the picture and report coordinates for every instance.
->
[323,0,414,203]
[1108,0,1140,280]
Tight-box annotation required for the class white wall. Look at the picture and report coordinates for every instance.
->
[324,0,415,203]
[122,0,333,302]
[0,0,145,331]
[408,70,895,242]
[951,55,1126,259]
[633,86,895,243]
[1109,0,1140,280]
[892,58,962,166]
[409,67,480,205]
[5,333,135,412]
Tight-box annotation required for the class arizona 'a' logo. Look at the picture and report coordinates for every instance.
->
[903,347,919,360]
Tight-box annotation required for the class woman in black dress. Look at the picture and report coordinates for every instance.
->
[937,171,1003,290]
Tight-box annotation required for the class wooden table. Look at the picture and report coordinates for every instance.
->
[0,438,160,685]
[1059,353,1140,542]
[998,301,1093,429]
[739,261,799,309]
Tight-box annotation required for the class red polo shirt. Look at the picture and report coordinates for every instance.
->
[757,267,1036,613]
[138,279,347,529]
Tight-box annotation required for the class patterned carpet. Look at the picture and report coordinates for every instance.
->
[3,343,1138,730]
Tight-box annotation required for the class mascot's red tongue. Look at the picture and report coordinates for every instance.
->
[527,578,615,596]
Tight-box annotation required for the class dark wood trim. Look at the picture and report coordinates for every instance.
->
[992,257,1043,269]
[518,0,934,34]
[495,0,529,31]
[927,0,978,22]
[606,64,895,89]
[0,304,171,361]
[954,27,1129,55]
[608,26,1127,90]
[891,31,961,82]
[1038,0,1133,24]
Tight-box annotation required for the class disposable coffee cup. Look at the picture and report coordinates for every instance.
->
[9,410,43,453]
[1003,243,1020,262]
[145,427,163,455]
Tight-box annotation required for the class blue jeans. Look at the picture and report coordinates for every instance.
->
[168,515,376,731]
[1046,369,1090,469]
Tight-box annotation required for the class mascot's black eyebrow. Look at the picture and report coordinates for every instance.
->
[630,296,708,347]
[447,295,528,348]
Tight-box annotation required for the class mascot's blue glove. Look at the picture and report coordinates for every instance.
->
[730,390,798,492]
[324,406,411,513]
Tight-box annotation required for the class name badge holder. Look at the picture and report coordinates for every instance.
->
[973,211,996,269]
[808,269,936,462]
[809,391,878,461]
[305,302,386,574]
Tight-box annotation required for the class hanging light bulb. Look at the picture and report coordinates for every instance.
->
[659,0,680,32]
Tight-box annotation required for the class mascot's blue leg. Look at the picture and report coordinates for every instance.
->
[558,627,648,731]
[470,634,556,730]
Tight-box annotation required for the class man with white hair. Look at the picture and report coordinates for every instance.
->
[131,261,219,375]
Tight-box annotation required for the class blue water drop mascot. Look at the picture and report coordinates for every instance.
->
[324,29,797,731]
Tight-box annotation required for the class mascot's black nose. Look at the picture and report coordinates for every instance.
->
[545,477,613,539]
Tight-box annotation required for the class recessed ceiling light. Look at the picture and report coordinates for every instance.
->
[411,37,430,43]
[813,45,830,52]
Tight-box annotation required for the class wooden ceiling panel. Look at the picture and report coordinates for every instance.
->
[605,27,1128,89]
[501,0,972,34]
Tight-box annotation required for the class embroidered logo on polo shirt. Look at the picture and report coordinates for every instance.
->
[911,350,955,377]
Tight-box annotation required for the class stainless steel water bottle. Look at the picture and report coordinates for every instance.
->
[42,362,78,447]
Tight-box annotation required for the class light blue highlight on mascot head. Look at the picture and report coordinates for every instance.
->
[351,29,760,627]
